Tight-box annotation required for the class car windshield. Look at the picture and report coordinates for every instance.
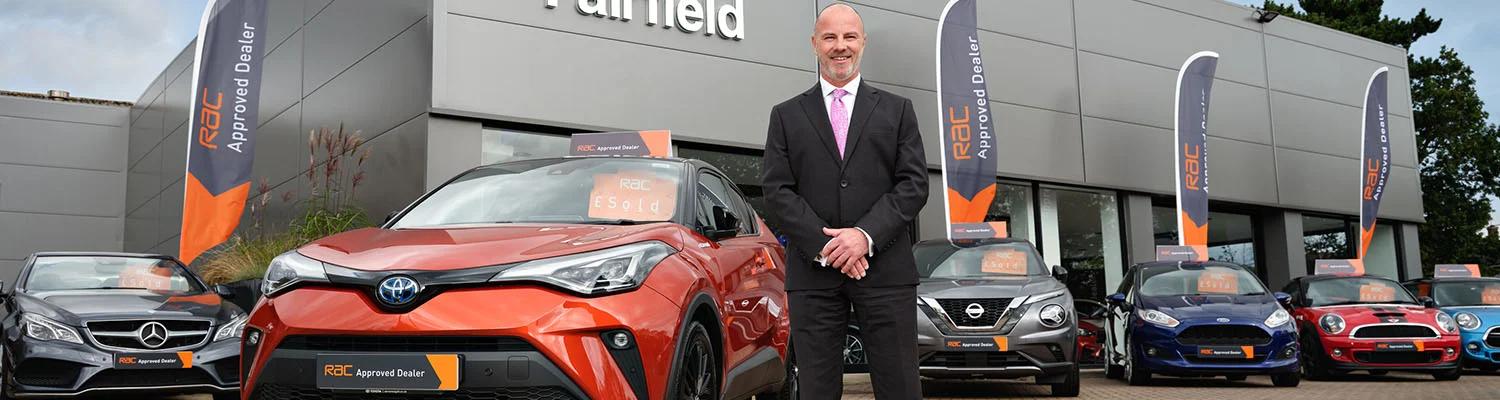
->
[1306,277,1419,307]
[1138,264,1267,297]
[915,242,1047,279]
[1433,280,1500,307]
[392,158,683,228]
[25,256,203,294]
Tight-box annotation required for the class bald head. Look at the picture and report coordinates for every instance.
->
[812,3,866,87]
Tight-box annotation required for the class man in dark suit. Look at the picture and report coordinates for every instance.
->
[761,3,929,398]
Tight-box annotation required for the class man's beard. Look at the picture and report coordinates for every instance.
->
[822,59,859,82]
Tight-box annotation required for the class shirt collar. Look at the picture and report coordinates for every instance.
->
[820,74,861,98]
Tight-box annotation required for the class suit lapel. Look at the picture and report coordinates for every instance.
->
[798,85,844,165]
[841,82,881,170]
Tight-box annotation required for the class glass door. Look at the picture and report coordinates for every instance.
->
[1039,186,1123,301]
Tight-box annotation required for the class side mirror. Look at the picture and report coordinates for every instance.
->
[701,206,740,241]
[1106,293,1127,306]
[1273,292,1292,307]
[1420,296,1437,308]
[384,210,400,225]
[1051,265,1068,281]
[213,284,236,299]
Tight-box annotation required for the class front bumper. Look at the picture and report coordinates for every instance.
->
[1314,333,1461,372]
[1131,320,1299,376]
[1459,328,1500,366]
[7,335,239,398]
[244,285,688,400]
[914,301,1076,381]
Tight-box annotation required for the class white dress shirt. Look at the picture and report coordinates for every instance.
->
[814,74,875,264]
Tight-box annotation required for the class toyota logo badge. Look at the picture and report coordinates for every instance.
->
[965,303,985,319]
[378,276,420,306]
[137,322,169,349]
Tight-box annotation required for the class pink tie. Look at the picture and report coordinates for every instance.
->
[830,88,849,159]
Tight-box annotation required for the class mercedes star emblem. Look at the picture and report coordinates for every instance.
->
[378,276,421,306]
[137,322,169,349]
[965,303,985,319]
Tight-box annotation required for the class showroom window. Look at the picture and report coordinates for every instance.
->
[1302,214,1352,275]
[1150,202,1262,272]
[1364,224,1402,279]
[984,182,1035,242]
[1039,186,1123,302]
[481,128,570,165]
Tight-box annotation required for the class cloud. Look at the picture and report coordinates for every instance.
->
[0,0,206,102]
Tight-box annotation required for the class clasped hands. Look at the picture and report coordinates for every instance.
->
[819,227,869,280]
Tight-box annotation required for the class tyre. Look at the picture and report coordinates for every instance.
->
[668,322,719,400]
[1051,364,1080,397]
[1225,374,1247,381]
[1123,339,1151,386]
[758,347,798,400]
[1433,366,1462,381]
[1479,364,1500,373]
[1271,372,1301,387]
[1299,332,1330,381]
[213,392,240,400]
[1104,334,1123,380]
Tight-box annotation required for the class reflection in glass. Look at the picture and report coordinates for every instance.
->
[1040,187,1122,301]
[481,129,570,165]
[984,183,1034,242]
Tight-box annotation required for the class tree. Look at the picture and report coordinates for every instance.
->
[1263,1,1500,274]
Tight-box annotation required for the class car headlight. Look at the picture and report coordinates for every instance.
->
[490,241,675,295]
[1139,309,1179,328]
[1039,304,1068,328]
[1265,309,1291,328]
[23,313,83,344]
[1022,289,1069,305]
[213,314,249,342]
[1455,312,1482,331]
[1320,314,1346,335]
[1435,312,1457,333]
[262,251,330,297]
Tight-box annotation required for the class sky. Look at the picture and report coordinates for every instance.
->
[0,0,1496,228]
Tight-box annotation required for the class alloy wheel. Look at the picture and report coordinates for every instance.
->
[844,334,867,365]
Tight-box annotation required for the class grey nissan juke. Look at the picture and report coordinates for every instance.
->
[847,238,1080,396]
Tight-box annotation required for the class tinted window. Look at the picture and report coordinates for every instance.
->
[1138,264,1267,297]
[1432,281,1500,307]
[697,172,754,235]
[914,242,1048,279]
[26,256,203,294]
[1304,277,1419,307]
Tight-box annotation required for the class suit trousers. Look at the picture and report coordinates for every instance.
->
[789,282,921,399]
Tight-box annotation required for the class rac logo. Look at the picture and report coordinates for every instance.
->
[324,364,353,377]
[196,88,222,150]
[1182,143,1202,191]
[948,106,972,160]
[1363,158,1382,200]
[118,356,137,365]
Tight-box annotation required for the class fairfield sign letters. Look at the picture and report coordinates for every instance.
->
[545,0,745,40]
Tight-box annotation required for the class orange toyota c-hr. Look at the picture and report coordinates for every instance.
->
[240,157,794,400]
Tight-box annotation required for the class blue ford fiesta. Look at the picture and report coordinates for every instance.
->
[1102,261,1299,386]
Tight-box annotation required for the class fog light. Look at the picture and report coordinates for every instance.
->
[1146,347,1159,357]
[612,333,631,349]
[1447,348,1456,356]
[247,330,261,346]
[1281,347,1297,359]
[1469,342,1481,351]
[1332,348,1343,357]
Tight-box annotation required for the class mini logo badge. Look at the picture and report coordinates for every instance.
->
[1217,317,1231,323]
[965,303,985,319]
[378,276,420,306]
[138,322,169,349]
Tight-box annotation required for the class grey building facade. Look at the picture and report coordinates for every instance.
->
[119,0,1425,301]
[0,92,131,282]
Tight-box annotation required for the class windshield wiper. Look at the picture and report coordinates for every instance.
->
[580,219,645,225]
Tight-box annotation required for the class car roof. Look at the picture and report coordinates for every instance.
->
[1128,260,1250,271]
[1420,277,1500,283]
[30,252,175,260]
[1292,274,1400,284]
[915,238,1031,248]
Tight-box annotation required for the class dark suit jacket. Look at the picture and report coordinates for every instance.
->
[762,81,929,291]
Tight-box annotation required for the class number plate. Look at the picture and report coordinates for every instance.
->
[942,336,1008,352]
[1196,346,1254,359]
[115,352,193,369]
[1375,342,1420,352]
[316,354,460,392]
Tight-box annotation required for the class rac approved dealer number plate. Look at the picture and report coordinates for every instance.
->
[943,336,1009,352]
[317,354,460,393]
[1197,346,1255,359]
[115,352,193,369]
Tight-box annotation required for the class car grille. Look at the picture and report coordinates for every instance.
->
[82,368,216,389]
[920,351,1033,368]
[85,319,211,351]
[13,359,83,387]
[934,298,1012,328]
[1351,324,1438,339]
[212,356,240,383]
[1486,328,1500,348]
[1354,351,1442,364]
[276,336,536,353]
[250,384,578,400]
[1175,325,1272,346]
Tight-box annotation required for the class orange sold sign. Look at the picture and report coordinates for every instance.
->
[1197,270,1239,294]
[981,249,1028,275]
[588,171,677,221]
